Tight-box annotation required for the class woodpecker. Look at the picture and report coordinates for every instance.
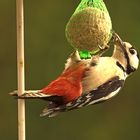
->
[10,33,139,117]
[40,33,139,117]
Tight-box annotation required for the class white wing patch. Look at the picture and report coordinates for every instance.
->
[88,87,121,105]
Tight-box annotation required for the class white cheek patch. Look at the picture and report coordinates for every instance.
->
[125,42,139,70]
[129,54,139,70]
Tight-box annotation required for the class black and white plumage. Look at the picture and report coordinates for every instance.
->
[40,33,139,117]
[40,76,124,117]
[10,33,139,117]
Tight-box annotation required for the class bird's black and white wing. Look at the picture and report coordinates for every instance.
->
[40,76,124,117]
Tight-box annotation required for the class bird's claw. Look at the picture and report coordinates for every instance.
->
[97,45,109,56]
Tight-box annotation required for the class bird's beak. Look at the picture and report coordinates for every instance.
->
[112,32,125,49]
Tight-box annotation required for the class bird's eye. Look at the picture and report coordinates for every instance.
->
[129,48,136,55]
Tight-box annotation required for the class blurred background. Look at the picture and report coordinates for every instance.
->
[0,0,140,140]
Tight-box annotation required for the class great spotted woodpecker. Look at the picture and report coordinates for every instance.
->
[10,33,139,117]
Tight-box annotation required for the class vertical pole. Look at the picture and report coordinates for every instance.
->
[16,0,26,140]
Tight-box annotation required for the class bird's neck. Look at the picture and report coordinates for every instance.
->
[113,46,127,72]
[76,0,108,12]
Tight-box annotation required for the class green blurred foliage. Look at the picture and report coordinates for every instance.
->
[0,0,140,140]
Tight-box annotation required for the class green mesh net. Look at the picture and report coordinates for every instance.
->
[66,0,111,59]
[75,0,108,13]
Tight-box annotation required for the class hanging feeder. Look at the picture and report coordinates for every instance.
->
[65,0,112,58]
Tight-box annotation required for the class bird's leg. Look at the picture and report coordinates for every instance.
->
[69,50,81,62]
[90,44,109,58]
[65,50,82,70]
[99,45,109,56]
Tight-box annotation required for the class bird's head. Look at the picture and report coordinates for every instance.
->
[112,33,139,75]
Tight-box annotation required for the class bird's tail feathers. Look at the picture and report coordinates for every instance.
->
[40,101,64,117]
[9,90,52,99]
[40,107,59,117]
